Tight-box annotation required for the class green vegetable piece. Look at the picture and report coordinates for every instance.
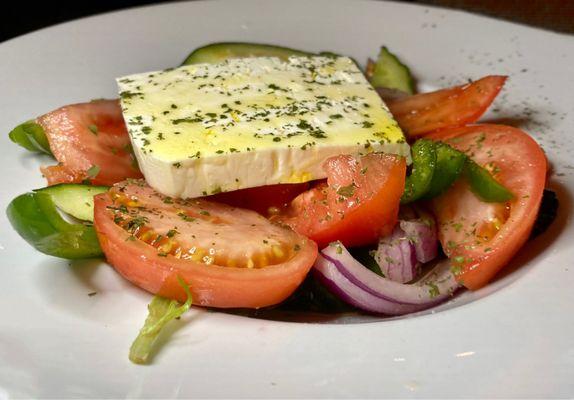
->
[8,120,52,155]
[129,278,193,365]
[318,51,341,59]
[181,42,312,65]
[88,124,98,135]
[34,184,109,221]
[422,142,467,199]
[6,191,103,259]
[464,159,514,202]
[370,46,415,94]
[401,139,437,204]
[86,165,101,180]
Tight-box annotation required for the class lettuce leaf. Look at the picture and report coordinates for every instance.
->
[129,277,193,364]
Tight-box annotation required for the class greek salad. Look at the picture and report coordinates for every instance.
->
[6,43,556,364]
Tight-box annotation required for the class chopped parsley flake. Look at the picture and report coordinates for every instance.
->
[172,117,202,125]
[336,184,356,198]
[88,124,98,135]
[427,283,440,298]
[166,229,178,238]
[86,165,100,179]
[178,213,195,222]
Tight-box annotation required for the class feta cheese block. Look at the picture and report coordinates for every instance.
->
[117,56,409,198]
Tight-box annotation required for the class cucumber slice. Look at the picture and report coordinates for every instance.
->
[35,184,109,222]
[181,42,312,65]
[370,46,415,94]
[6,184,109,259]
[6,191,104,259]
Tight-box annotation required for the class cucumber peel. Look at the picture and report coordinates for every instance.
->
[6,184,109,259]
[370,46,415,94]
[181,42,312,65]
[35,184,109,222]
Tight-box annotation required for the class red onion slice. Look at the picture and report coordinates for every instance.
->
[373,226,419,283]
[314,243,460,315]
[399,219,438,264]
[372,215,438,283]
[313,255,428,315]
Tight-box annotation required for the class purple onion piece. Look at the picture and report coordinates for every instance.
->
[373,225,419,283]
[399,219,438,264]
[313,255,428,315]
[372,213,438,284]
[313,243,460,315]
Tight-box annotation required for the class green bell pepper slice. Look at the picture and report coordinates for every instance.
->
[369,46,415,94]
[402,139,514,204]
[422,142,467,199]
[464,159,514,202]
[9,120,52,155]
[401,139,437,204]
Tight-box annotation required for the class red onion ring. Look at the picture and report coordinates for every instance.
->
[313,243,460,315]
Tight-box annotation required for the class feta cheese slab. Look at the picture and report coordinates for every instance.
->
[118,56,409,198]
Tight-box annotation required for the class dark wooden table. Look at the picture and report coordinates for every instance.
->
[1,0,572,44]
[417,0,574,34]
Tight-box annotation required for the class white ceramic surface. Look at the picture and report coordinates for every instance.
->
[0,0,573,398]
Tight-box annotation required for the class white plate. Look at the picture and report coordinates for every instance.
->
[0,0,573,398]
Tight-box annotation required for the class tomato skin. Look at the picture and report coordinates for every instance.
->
[275,154,406,248]
[388,76,507,137]
[38,99,143,186]
[430,124,547,289]
[93,182,318,308]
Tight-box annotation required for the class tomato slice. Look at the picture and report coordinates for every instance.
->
[208,183,310,216]
[274,154,406,248]
[430,124,547,289]
[388,76,507,137]
[93,180,317,308]
[38,99,143,186]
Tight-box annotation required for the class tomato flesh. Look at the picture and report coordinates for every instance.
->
[274,153,406,248]
[38,99,143,186]
[430,124,547,289]
[388,76,507,137]
[93,180,317,308]
[209,183,309,216]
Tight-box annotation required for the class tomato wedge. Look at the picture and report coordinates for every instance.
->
[38,99,143,186]
[388,76,507,137]
[274,153,406,248]
[430,124,546,289]
[93,180,317,308]
[209,183,309,216]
